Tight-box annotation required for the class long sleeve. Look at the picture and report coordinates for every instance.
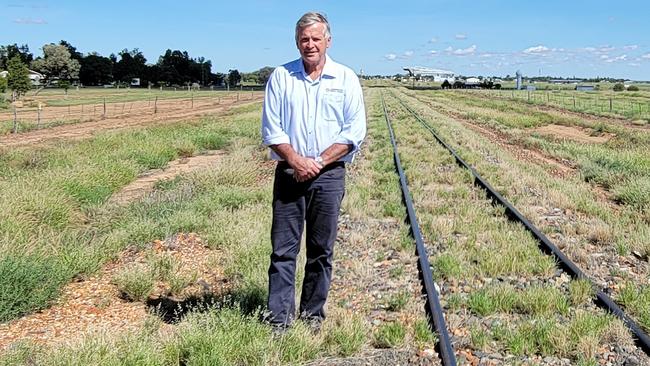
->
[261,70,290,146]
[334,73,366,154]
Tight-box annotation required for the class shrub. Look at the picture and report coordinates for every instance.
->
[0,255,70,321]
[627,85,639,91]
[0,76,7,93]
[612,83,625,92]
[373,322,406,348]
[112,264,155,302]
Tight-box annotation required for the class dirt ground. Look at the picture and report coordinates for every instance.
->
[0,94,263,148]
[533,124,614,144]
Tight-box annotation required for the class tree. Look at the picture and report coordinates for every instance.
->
[0,75,7,93]
[258,66,275,85]
[0,44,33,70]
[58,40,83,61]
[613,83,625,92]
[79,53,113,86]
[7,56,31,99]
[31,43,81,85]
[227,69,241,87]
[210,72,225,86]
[113,49,147,85]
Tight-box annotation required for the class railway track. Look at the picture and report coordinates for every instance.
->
[380,90,650,365]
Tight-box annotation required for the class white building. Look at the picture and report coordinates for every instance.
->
[403,66,455,82]
[28,70,44,86]
[0,69,45,85]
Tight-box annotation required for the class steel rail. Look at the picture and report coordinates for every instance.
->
[393,93,650,356]
[381,91,457,366]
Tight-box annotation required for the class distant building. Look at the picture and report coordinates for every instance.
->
[403,66,455,82]
[550,79,584,84]
[575,85,595,91]
[28,70,44,86]
[0,69,44,85]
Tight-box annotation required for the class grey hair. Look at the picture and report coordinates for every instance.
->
[295,12,331,44]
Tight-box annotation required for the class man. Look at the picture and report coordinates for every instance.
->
[261,11,366,332]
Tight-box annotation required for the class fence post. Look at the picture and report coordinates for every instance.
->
[12,105,18,134]
[573,95,576,108]
[103,98,107,119]
[37,105,42,128]
[154,96,158,114]
[191,94,194,109]
[237,93,240,101]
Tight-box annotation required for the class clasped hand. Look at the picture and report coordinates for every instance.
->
[291,156,323,182]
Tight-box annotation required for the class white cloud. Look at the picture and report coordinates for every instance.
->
[403,50,414,57]
[598,46,615,52]
[629,62,640,67]
[13,17,47,24]
[452,45,476,55]
[623,45,639,50]
[523,45,550,54]
[428,50,438,56]
[429,37,438,43]
[384,53,397,61]
[455,33,467,40]
[605,54,627,63]
[641,53,650,59]
[600,55,609,60]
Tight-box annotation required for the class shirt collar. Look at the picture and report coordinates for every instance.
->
[296,55,337,79]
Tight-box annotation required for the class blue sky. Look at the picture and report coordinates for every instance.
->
[2,0,650,80]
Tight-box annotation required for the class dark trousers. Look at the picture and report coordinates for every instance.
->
[267,162,346,326]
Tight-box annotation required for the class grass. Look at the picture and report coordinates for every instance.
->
[385,290,410,312]
[0,104,253,321]
[112,264,155,302]
[617,283,650,331]
[382,89,636,362]
[373,322,406,348]
[0,87,434,364]
[324,315,367,357]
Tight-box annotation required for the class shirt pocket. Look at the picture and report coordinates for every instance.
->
[321,92,344,123]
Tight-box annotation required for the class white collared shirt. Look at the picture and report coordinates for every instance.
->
[261,56,366,162]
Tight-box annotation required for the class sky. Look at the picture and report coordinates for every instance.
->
[2,0,650,80]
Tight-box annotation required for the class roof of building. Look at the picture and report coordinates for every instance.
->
[403,66,455,76]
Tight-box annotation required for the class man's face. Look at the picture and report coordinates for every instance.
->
[297,22,331,67]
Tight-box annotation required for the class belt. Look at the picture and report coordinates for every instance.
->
[277,161,345,171]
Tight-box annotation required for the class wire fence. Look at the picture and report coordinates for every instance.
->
[471,90,650,121]
[1,91,260,135]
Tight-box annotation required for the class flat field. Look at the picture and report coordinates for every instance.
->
[1,85,649,365]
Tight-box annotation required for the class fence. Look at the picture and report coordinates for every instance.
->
[1,91,261,134]
[473,90,650,121]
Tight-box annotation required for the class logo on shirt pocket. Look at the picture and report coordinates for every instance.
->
[322,92,344,123]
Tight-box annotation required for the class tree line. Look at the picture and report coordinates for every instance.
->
[1,41,275,97]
